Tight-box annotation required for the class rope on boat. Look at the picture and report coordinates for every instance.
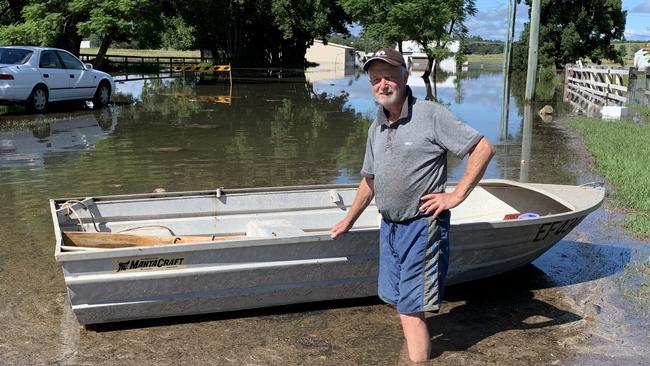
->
[60,200,100,232]
[119,225,177,236]
[61,201,177,236]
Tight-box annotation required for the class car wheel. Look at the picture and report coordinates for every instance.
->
[93,82,111,109]
[26,85,48,113]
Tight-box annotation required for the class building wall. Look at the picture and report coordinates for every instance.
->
[409,57,457,73]
[305,41,356,69]
[633,49,649,71]
[400,40,460,74]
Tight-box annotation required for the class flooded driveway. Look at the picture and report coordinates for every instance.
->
[0,68,648,365]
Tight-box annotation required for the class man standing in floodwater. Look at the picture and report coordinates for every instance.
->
[330,48,495,362]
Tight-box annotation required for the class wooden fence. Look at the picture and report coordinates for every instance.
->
[563,64,649,114]
[79,54,217,72]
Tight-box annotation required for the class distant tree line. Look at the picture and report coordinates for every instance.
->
[465,36,503,55]
[330,33,503,56]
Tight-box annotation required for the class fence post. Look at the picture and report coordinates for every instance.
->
[627,67,638,105]
[563,63,571,102]
[643,67,650,107]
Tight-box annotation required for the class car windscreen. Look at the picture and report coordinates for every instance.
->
[0,48,33,65]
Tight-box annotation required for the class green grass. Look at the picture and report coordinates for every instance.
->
[609,41,648,66]
[466,53,504,64]
[629,104,650,121]
[79,48,201,58]
[566,117,650,238]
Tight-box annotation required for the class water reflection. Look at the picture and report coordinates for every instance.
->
[0,109,116,168]
[2,77,369,197]
[519,104,533,182]
[306,64,356,82]
[0,68,579,195]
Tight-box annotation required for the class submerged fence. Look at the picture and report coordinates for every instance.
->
[563,64,649,115]
[78,54,219,72]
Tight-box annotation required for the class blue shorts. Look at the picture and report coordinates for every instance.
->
[378,210,450,314]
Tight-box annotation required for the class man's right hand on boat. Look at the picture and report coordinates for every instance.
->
[330,219,353,239]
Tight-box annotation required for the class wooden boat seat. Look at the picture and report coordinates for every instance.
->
[62,231,246,248]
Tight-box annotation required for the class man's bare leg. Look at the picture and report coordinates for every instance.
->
[399,312,430,362]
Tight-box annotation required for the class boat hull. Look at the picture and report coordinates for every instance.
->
[51,181,603,324]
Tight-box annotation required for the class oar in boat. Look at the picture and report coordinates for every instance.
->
[62,232,244,249]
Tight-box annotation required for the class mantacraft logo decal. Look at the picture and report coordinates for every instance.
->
[113,256,186,272]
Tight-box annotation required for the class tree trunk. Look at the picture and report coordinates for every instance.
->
[422,56,434,79]
[93,35,113,69]
[55,13,82,56]
[423,77,434,101]
[280,40,307,68]
[432,60,438,101]
[397,41,402,54]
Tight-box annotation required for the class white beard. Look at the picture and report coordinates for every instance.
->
[374,87,402,108]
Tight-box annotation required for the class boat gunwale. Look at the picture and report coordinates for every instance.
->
[51,183,361,204]
[52,180,605,262]
[54,204,602,262]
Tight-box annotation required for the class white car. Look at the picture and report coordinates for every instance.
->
[0,46,115,113]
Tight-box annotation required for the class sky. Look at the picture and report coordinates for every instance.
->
[468,0,650,41]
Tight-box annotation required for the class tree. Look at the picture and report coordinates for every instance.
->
[0,1,83,53]
[618,44,627,59]
[163,0,230,62]
[73,0,161,67]
[394,0,475,78]
[512,0,626,70]
[0,0,161,63]
[0,0,349,68]
[341,0,476,78]
[270,0,350,66]
[168,0,350,67]
[160,15,196,51]
[0,0,27,26]
[339,0,407,52]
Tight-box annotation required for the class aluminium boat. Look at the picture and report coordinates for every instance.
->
[50,179,604,324]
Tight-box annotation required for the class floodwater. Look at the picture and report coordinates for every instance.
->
[0,67,648,365]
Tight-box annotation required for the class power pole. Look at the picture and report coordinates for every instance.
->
[500,0,517,141]
[524,0,541,103]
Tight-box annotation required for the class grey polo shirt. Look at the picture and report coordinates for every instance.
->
[361,87,483,222]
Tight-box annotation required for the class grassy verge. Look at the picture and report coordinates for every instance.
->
[466,53,503,64]
[629,104,650,121]
[565,117,650,238]
[612,41,648,67]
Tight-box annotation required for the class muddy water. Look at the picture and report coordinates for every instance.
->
[0,70,648,365]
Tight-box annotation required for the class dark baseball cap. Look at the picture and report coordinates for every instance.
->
[363,48,406,71]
